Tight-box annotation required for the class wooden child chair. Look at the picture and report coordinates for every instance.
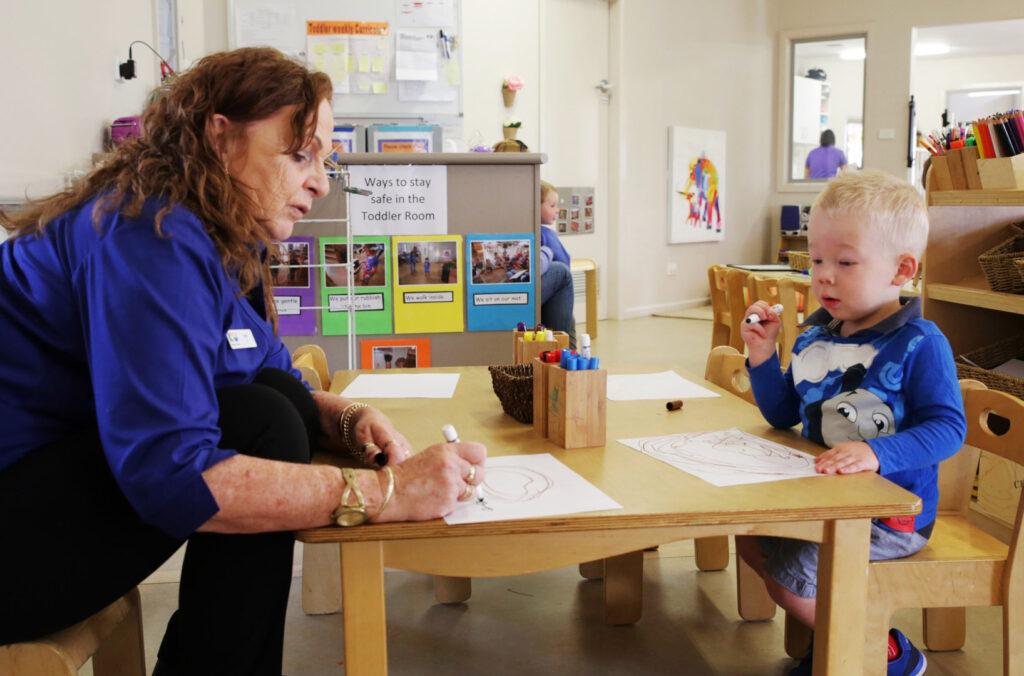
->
[0,588,145,676]
[862,381,1023,674]
[707,265,750,353]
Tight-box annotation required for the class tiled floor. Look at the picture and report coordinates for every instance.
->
[89,315,1001,675]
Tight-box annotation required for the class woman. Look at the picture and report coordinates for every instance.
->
[0,48,485,675]
[804,129,848,179]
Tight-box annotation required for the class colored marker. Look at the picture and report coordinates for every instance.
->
[579,333,591,359]
[442,425,482,501]
[666,400,683,411]
[744,304,784,324]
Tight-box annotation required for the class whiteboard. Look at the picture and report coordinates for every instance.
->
[228,0,462,120]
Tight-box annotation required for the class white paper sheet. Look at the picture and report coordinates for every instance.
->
[339,373,460,399]
[444,454,622,525]
[395,31,438,80]
[619,428,821,487]
[606,370,720,401]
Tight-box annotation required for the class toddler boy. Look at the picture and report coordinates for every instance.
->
[738,170,966,676]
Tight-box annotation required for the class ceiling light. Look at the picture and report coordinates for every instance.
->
[914,42,951,57]
[967,89,1021,98]
[839,48,866,61]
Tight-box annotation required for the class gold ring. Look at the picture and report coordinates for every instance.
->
[460,484,476,501]
[464,464,476,483]
[360,442,378,454]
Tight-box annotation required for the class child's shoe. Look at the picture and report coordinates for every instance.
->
[888,628,927,675]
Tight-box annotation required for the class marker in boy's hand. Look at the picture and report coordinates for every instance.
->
[740,301,783,367]
[744,304,783,324]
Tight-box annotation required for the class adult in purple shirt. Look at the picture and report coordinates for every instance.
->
[804,129,848,179]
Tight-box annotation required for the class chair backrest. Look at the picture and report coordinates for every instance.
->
[708,265,730,321]
[724,268,751,352]
[935,380,985,515]
[962,383,1024,603]
[704,345,756,405]
[292,344,330,390]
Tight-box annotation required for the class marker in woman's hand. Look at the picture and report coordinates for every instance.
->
[744,304,784,324]
[443,424,483,502]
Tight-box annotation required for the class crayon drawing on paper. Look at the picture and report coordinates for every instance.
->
[619,428,821,487]
[668,126,725,243]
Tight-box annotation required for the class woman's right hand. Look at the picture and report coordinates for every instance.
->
[371,441,487,522]
[739,300,782,368]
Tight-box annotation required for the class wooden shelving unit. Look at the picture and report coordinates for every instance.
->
[925,190,1024,530]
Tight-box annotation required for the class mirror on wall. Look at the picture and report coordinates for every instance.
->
[789,35,865,182]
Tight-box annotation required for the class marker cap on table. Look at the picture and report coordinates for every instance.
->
[666,400,684,411]
[744,303,784,324]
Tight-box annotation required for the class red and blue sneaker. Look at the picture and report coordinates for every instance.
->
[888,628,927,675]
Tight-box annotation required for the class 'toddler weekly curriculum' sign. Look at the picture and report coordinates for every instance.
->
[348,165,447,236]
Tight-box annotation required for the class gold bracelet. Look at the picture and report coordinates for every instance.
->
[370,466,395,521]
[339,402,369,451]
[331,468,368,527]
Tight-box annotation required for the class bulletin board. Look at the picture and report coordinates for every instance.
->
[228,0,462,119]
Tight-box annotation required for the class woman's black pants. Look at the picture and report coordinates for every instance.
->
[0,368,318,676]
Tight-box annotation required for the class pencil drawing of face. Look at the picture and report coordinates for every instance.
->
[482,466,554,502]
[641,430,815,477]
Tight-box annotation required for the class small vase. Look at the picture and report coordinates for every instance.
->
[502,126,518,140]
[502,89,516,107]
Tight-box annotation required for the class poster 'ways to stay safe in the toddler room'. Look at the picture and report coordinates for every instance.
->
[465,234,535,331]
[319,236,393,336]
[392,234,464,334]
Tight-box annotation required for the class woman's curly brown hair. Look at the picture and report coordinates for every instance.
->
[1,47,333,332]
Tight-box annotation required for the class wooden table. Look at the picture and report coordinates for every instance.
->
[299,364,920,676]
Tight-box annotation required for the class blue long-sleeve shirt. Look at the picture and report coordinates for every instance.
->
[539,225,571,275]
[747,297,966,532]
[0,198,301,539]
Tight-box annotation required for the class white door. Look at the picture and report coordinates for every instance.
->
[540,0,610,324]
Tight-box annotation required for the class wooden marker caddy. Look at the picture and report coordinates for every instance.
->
[512,330,570,365]
[533,358,606,448]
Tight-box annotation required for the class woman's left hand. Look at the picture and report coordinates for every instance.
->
[349,405,413,465]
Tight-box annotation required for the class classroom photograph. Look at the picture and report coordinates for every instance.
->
[4,1,1024,675]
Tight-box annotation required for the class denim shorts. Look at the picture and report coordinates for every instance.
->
[756,519,929,599]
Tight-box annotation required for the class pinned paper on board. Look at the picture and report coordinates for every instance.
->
[444,454,622,525]
[306,21,390,96]
[465,234,535,332]
[271,236,316,335]
[392,235,464,334]
[320,237,392,336]
[619,428,821,487]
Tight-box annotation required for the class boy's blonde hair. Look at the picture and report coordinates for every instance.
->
[811,169,928,258]
[540,180,557,202]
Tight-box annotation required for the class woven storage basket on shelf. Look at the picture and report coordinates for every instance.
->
[787,251,811,272]
[488,364,534,424]
[978,223,1024,294]
[1014,258,1024,289]
[955,333,1024,400]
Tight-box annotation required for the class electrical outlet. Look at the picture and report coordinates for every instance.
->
[666,263,678,276]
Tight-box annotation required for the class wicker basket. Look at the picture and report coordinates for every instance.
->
[488,364,534,424]
[978,223,1024,294]
[955,333,1024,400]
[787,251,811,272]
[1015,257,1024,289]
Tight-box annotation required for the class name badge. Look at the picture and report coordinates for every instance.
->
[226,328,257,350]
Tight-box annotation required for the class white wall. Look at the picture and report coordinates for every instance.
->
[913,52,1024,136]
[607,0,777,317]
[0,0,160,200]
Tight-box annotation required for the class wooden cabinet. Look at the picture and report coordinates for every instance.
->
[925,189,1024,529]
[924,190,1024,355]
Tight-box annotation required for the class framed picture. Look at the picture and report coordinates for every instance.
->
[668,126,725,243]
[360,338,431,369]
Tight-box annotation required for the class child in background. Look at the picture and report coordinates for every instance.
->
[737,170,966,676]
[362,245,379,285]
[424,257,430,277]
[539,181,576,349]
